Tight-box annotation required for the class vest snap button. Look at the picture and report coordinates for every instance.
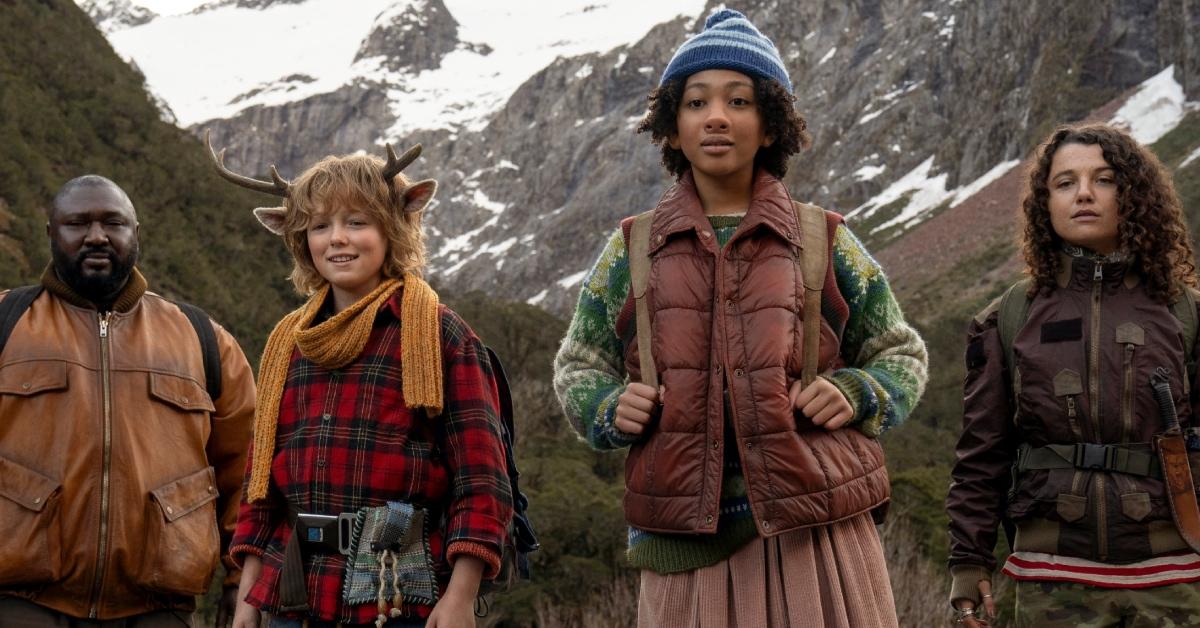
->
[725,299,734,310]
[706,514,714,524]
[712,439,719,450]
[762,519,770,530]
[21,382,31,390]
[735,368,745,377]
[746,441,753,449]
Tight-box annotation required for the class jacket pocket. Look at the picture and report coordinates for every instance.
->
[1056,493,1088,522]
[137,466,220,595]
[1119,492,1152,522]
[1052,369,1083,439]
[0,362,68,396]
[0,455,64,586]
[148,372,214,414]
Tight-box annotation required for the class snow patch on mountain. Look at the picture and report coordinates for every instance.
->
[1182,146,1200,169]
[1110,65,1185,145]
[89,0,705,132]
[848,157,1020,234]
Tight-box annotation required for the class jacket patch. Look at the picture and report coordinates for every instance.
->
[1041,318,1082,343]
[966,337,986,369]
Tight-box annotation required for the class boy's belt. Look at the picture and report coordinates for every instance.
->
[278,508,357,612]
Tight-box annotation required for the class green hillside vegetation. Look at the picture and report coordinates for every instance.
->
[0,0,301,359]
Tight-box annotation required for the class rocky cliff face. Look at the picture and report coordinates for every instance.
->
[168,0,1199,314]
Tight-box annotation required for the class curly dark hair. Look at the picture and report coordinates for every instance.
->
[1021,123,1197,303]
[635,76,811,179]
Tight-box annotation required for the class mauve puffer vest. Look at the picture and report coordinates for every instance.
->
[619,171,889,536]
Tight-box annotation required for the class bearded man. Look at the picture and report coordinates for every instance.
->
[0,175,255,627]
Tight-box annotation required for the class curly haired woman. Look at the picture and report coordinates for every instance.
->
[946,123,1200,627]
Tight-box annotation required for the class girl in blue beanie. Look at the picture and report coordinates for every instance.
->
[555,8,926,627]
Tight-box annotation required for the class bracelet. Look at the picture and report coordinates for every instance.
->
[952,606,977,623]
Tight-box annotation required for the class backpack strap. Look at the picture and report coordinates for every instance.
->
[0,285,43,359]
[628,210,658,389]
[1171,285,1199,388]
[483,347,537,550]
[794,202,828,387]
[174,301,223,402]
[1172,286,1199,355]
[997,278,1033,375]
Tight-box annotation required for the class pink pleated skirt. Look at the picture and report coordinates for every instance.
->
[637,512,898,628]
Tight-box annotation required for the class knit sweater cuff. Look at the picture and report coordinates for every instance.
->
[229,543,265,569]
[948,564,991,607]
[825,370,883,437]
[446,540,502,580]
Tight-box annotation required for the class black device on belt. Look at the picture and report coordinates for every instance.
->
[293,512,356,555]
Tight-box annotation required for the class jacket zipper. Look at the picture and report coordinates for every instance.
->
[88,312,114,618]
[1088,262,1108,561]
[1095,473,1108,560]
[1122,343,1135,443]
[714,242,732,531]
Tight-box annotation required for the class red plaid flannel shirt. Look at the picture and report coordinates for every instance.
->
[230,298,512,623]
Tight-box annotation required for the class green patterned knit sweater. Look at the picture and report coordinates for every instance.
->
[553,214,928,574]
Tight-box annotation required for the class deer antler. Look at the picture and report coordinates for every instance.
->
[205,129,290,197]
[382,143,423,182]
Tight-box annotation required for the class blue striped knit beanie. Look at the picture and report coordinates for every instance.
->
[660,9,791,92]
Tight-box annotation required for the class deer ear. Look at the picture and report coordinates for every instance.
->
[253,207,288,235]
[401,179,437,213]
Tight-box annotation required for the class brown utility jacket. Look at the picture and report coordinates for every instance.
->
[620,171,889,536]
[946,252,1200,602]
[0,269,255,619]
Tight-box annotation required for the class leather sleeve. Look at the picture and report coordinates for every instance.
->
[946,309,1020,580]
[206,320,256,586]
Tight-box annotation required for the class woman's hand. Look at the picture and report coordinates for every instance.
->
[952,579,995,627]
[789,377,853,430]
[614,382,662,435]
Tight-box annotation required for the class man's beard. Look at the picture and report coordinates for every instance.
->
[50,239,139,305]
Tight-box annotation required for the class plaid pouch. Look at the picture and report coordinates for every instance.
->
[341,501,437,606]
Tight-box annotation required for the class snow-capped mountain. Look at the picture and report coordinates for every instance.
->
[79,0,1200,314]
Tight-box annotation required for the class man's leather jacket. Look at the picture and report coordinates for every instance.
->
[0,269,255,619]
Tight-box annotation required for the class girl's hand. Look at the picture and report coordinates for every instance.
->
[952,579,995,627]
[789,377,853,430]
[614,382,663,435]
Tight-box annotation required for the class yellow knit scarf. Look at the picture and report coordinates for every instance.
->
[247,273,443,501]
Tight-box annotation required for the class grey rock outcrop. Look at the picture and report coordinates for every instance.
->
[176,0,1199,315]
[355,0,460,74]
[78,0,156,31]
